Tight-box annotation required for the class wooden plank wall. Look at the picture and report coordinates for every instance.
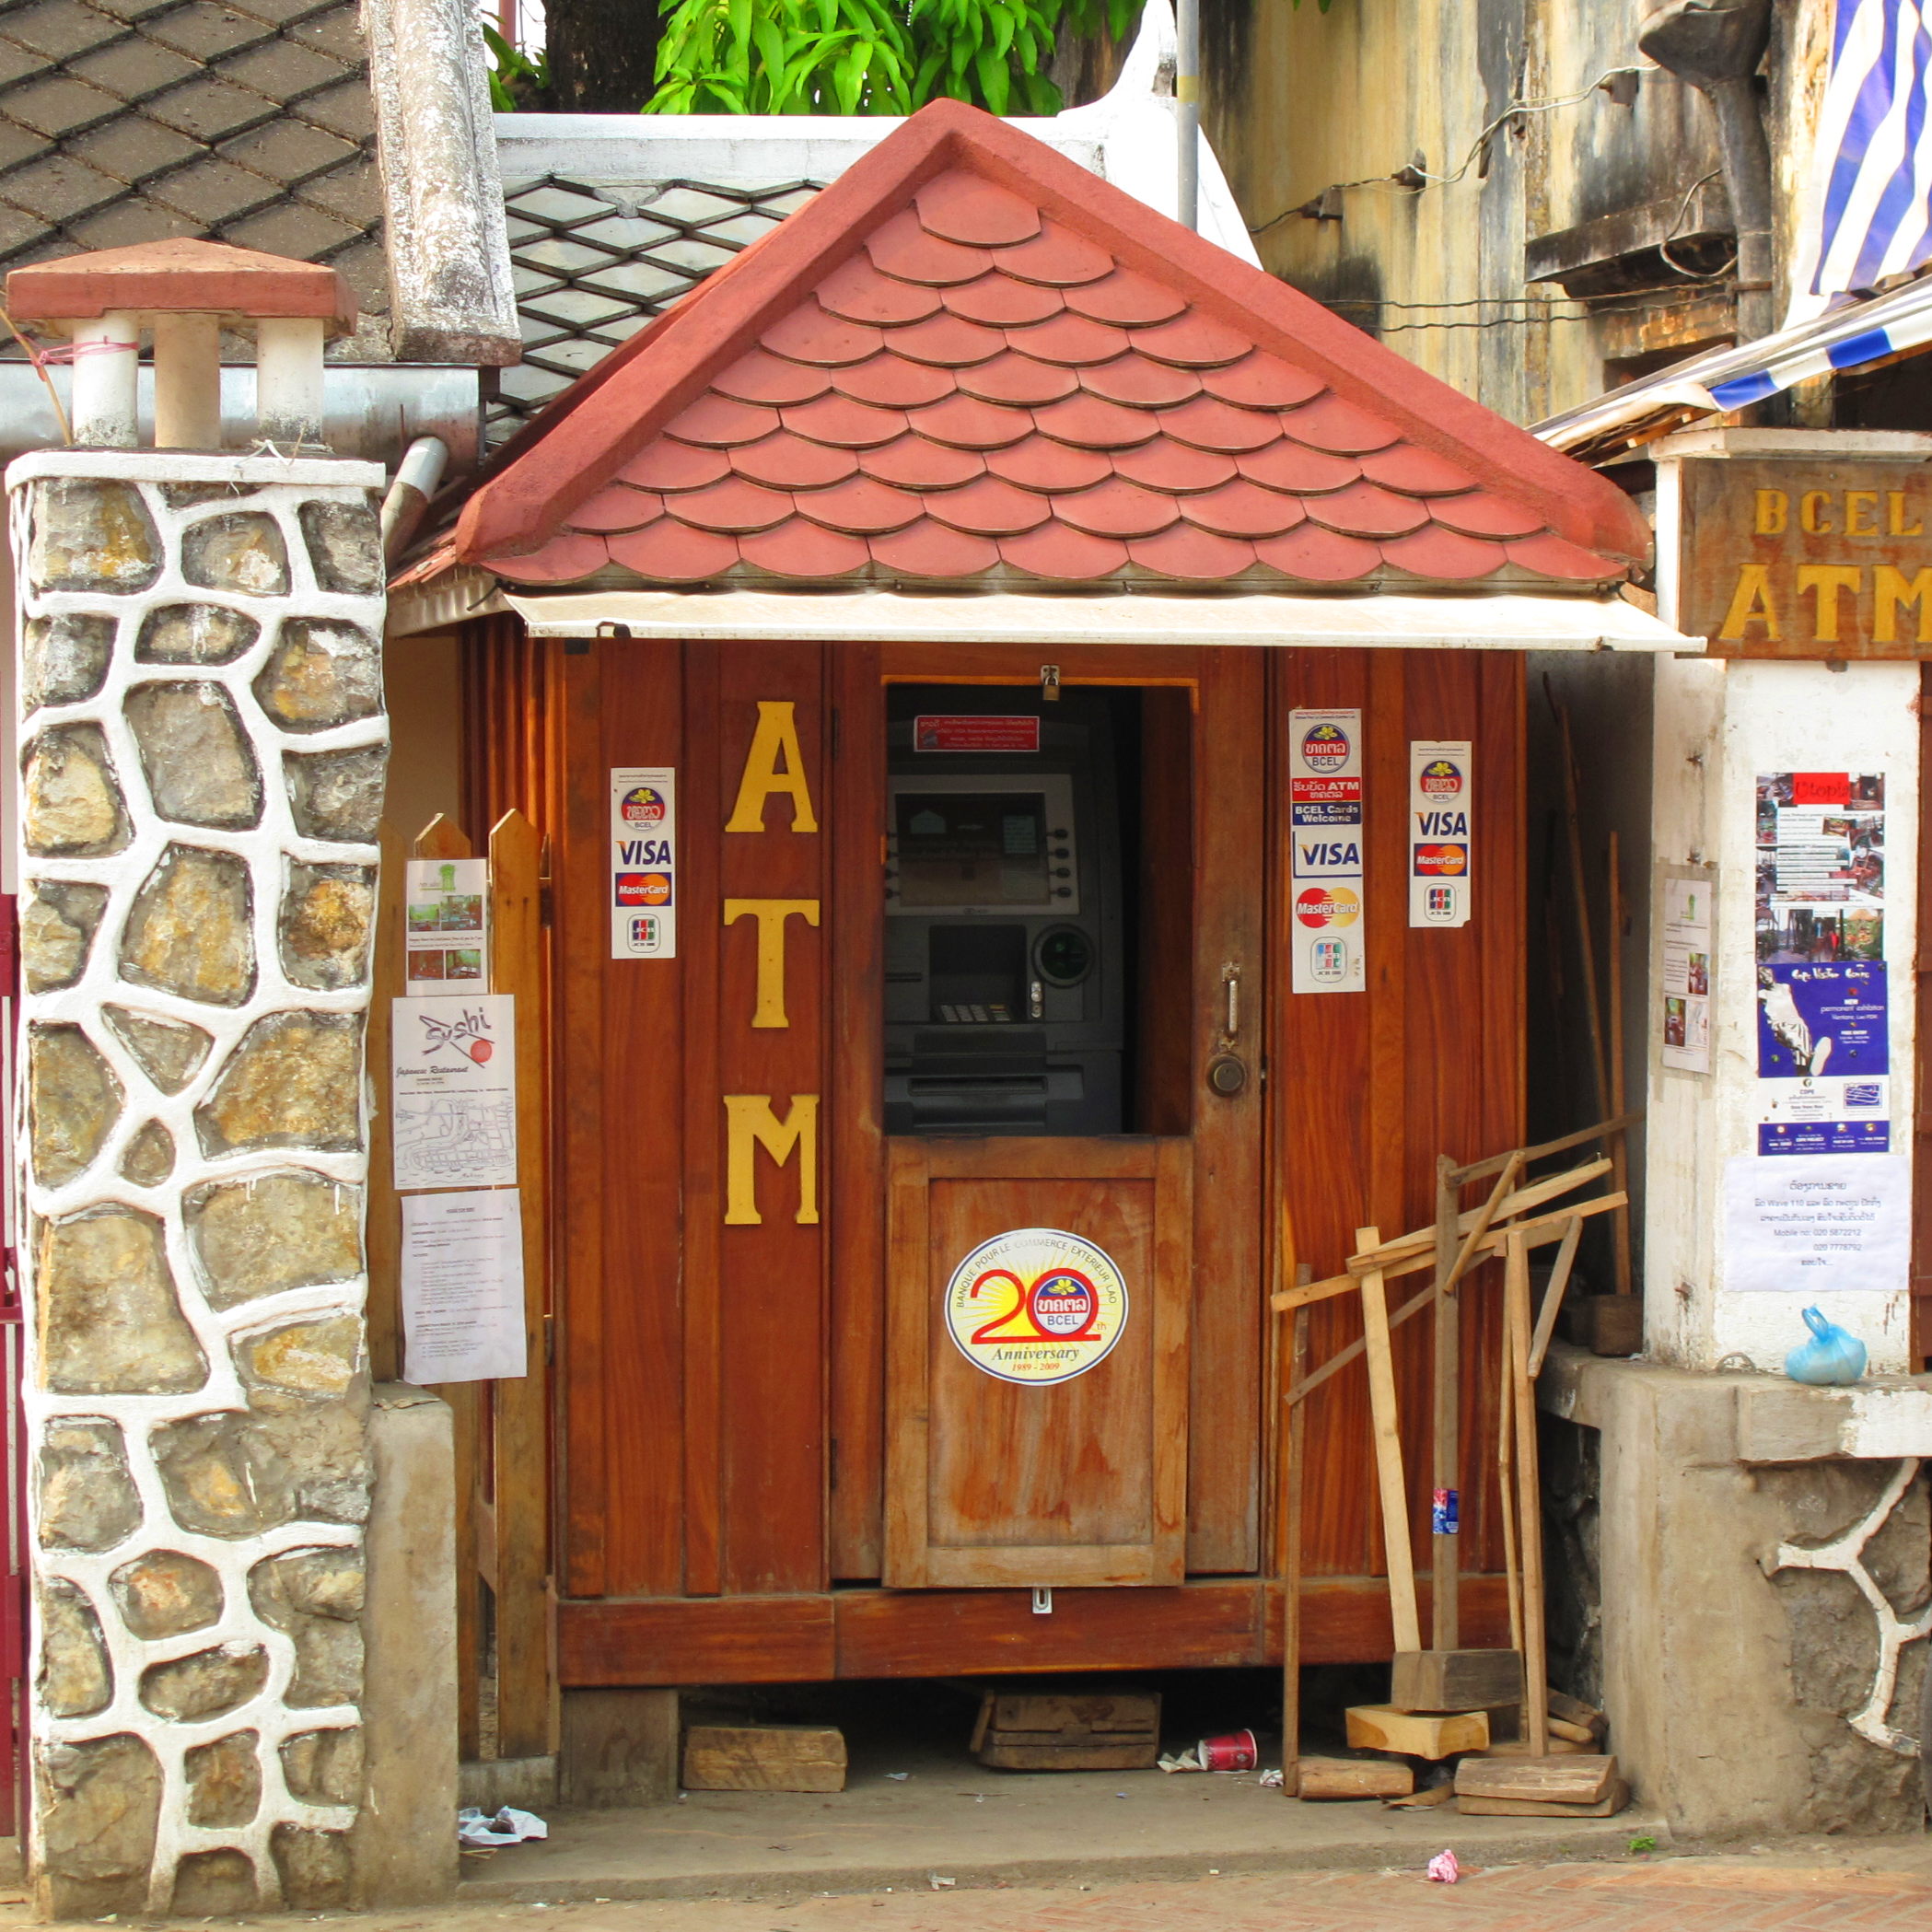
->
[459,623,1526,1632]
[1268,648,1525,1586]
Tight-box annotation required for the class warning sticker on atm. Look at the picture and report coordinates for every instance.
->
[943,1227,1129,1385]
[915,715,1041,752]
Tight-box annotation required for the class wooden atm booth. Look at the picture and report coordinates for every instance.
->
[462,627,1531,1689]
[423,97,1661,1711]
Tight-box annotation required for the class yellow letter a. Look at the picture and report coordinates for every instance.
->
[726,701,818,832]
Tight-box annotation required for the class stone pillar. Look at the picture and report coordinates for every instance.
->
[8,447,390,1915]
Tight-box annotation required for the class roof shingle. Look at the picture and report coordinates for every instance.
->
[459,101,1650,593]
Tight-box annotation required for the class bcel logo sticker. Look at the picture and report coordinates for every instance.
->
[1301,722,1352,773]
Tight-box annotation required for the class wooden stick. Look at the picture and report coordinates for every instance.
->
[1343,1158,1610,1276]
[1356,1226,1421,1656]
[1528,1214,1585,1380]
[1451,1110,1642,1185]
[1506,1227,1550,1758]
[1276,1187,1627,1315]
[1283,1193,1629,1404]
[1552,683,1611,1128]
[1444,1149,1527,1293]
[1497,1280,1523,1657]
[1280,1304,1310,1797]
[1606,828,1635,1297]
[1431,1159,1459,1650]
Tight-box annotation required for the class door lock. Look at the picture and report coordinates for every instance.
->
[1205,1053,1248,1098]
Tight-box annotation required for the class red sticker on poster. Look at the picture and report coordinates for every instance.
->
[1790,772,1851,805]
[1412,844,1469,877]
[915,715,1042,752]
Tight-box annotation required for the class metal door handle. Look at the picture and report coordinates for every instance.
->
[1222,963,1240,1042]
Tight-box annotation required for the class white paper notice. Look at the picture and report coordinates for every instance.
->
[402,1190,528,1383]
[1409,740,1472,927]
[1721,1153,1909,1295]
[1659,870,1713,1074]
[1288,708,1366,993]
[391,995,518,1191]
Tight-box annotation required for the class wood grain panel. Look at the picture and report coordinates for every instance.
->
[561,1594,836,1686]
[714,642,831,1595]
[593,640,689,1599]
[885,1137,1189,1589]
[1185,651,1266,1572]
[1269,651,1526,1592]
[829,643,889,1576]
[555,1574,1515,1682]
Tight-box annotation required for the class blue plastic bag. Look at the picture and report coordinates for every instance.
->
[1785,1306,1867,1386]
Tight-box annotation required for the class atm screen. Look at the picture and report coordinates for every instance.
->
[894,792,1049,909]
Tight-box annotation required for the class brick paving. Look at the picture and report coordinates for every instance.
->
[404,1854,1932,1932]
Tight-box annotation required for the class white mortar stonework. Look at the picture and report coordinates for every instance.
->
[7,448,388,1915]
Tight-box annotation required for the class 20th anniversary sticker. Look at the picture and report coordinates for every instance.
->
[943,1228,1129,1385]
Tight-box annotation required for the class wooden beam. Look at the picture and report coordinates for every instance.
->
[1506,1227,1550,1758]
[1282,1193,1627,1399]
[555,1576,1520,1685]
[489,808,555,1760]
[1278,1186,1624,1313]
[1450,1111,1640,1185]
[1357,1226,1421,1656]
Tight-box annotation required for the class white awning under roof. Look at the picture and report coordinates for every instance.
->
[1536,271,1932,466]
[502,588,1699,652]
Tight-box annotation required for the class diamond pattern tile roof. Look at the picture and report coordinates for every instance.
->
[0,0,386,348]
[457,102,1650,593]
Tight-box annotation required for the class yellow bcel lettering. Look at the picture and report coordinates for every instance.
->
[1796,564,1863,643]
[1718,564,1781,642]
[723,1093,820,1225]
[1874,564,1932,645]
[1754,489,1787,535]
[1889,490,1925,538]
[1800,491,1833,535]
[1845,490,1880,537]
[723,898,821,1029]
[726,701,819,833]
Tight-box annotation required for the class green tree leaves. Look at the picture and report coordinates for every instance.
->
[646,0,1145,117]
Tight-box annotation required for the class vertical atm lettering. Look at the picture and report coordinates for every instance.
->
[883,689,1125,1135]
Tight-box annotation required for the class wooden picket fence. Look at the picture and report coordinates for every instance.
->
[367,811,555,1765]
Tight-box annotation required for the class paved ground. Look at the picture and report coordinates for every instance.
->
[145,1844,1932,1932]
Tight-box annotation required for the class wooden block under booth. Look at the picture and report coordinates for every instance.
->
[1344,1705,1488,1760]
[1455,1752,1617,1806]
[681,1724,847,1793]
[1458,1778,1629,1819]
[973,1687,1160,1770]
[1390,1649,1525,1713]
[1296,1757,1414,1800]
[1548,1688,1608,1740]
[1474,1733,1589,1757]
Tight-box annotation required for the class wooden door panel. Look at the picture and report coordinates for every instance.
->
[927,1175,1155,1552]
[886,1136,1190,1589]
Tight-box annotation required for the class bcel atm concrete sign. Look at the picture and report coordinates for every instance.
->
[1674,457,1932,658]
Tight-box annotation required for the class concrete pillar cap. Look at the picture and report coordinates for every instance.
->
[4,237,357,334]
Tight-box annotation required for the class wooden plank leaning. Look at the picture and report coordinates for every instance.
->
[1279,1193,1626,1408]
[1356,1225,1421,1656]
[1505,1225,1550,1757]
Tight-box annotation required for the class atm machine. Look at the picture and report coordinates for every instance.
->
[883,687,1127,1136]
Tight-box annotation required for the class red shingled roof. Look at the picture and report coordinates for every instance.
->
[455,102,1649,593]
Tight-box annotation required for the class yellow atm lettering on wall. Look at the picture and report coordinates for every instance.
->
[1676,459,1932,657]
[723,1093,821,1226]
[724,898,821,1029]
[726,701,819,832]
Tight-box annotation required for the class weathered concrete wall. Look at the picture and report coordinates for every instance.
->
[1202,0,1834,425]
[8,447,388,1915]
[1544,1347,1932,1835]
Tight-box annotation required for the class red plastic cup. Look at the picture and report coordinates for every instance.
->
[1198,1729,1258,1772]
